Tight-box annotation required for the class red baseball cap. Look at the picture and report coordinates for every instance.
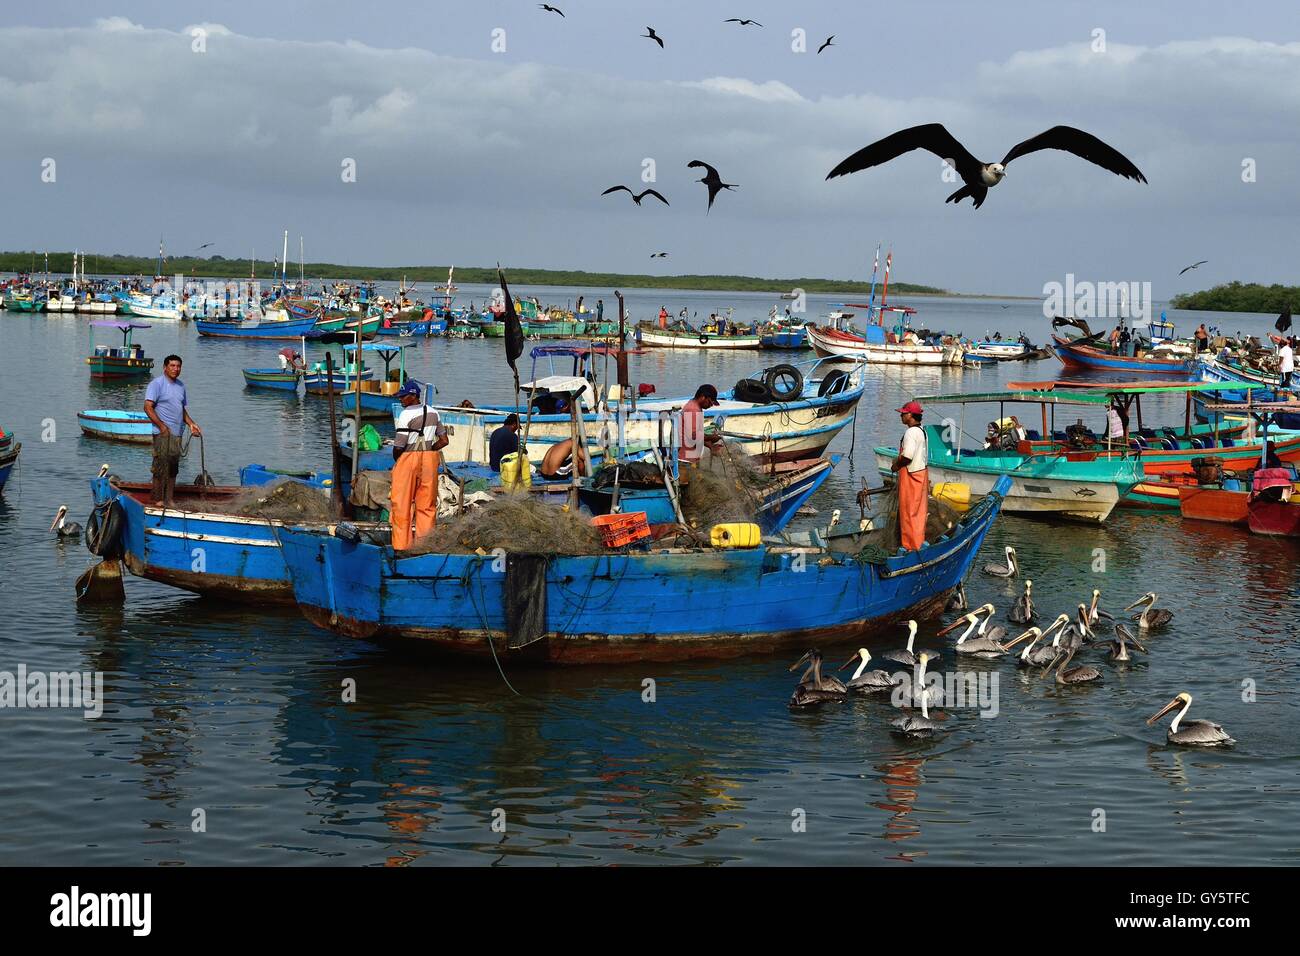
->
[896,400,923,415]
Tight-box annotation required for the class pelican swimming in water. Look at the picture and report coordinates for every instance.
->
[1106,622,1148,662]
[891,654,945,737]
[946,582,968,612]
[939,603,1009,658]
[1046,645,1102,685]
[1126,592,1173,631]
[49,505,83,538]
[1086,588,1114,630]
[880,620,939,667]
[1147,692,1234,747]
[1004,613,1070,668]
[1008,579,1035,624]
[789,648,848,707]
[839,648,902,693]
[981,546,1018,577]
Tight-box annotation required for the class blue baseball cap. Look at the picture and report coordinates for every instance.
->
[396,379,423,400]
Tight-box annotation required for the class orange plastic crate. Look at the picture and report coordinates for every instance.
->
[591,511,652,548]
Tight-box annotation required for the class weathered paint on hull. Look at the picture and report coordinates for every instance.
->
[1179,486,1248,524]
[1248,499,1300,537]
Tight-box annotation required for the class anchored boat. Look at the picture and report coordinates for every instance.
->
[77,410,156,443]
[86,321,153,380]
[272,475,1012,663]
[0,428,19,493]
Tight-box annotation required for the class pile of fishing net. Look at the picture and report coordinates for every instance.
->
[845,483,964,562]
[406,495,607,556]
[679,449,776,529]
[205,479,335,521]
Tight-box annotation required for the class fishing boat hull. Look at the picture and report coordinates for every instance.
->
[274,475,1011,662]
[637,327,762,349]
[195,316,320,339]
[86,355,154,379]
[242,368,301,391]
[0,437,18,493]
[969,342,1030,360]
[77,410,156,443]
[129,302,183,321]
[1178,485,1249,524]
[1247,499,1300,536]
[435,370,865,466]
[807,325,962,365]
[1053,337,1191,375]
[89,477,329,603]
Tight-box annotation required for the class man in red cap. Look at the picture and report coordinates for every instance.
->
[891,400,929,551]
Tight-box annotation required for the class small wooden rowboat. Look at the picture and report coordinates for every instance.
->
[242,368,301,391]
[77,410,156,444]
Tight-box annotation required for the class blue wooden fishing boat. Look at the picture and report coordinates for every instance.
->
[759,320,810,350]
[195,314,320,339]
[330,342,408,418]
[242,368,301,391]
[0,428,19,493]
[77,410,156,443]
[89,473,337,603]
[87,321,153,379]
[271,475,1011,663]
[1053,335,1191,375]
[1195,357,1300,429]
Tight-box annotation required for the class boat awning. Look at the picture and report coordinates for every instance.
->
[1006,380,1262,395]
[342,343,405,354]
[90,321,151,330]
[1201,401,1300,414]
[521,375,591,397]
[915,390,1110,406]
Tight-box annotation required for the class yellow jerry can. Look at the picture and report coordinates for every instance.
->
[710,522,761,548]
[932,482,971,512]
[499,451,532,491]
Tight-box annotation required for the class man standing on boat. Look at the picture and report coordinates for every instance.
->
[143,354,201,508]
[389,379,448,550]
[890,401,928,552]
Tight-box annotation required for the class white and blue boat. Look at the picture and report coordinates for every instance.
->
[271,475,1012,663]
[77,410,156,443]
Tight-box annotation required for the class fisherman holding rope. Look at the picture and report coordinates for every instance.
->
[390,379,448,550]
[143,354,201,508]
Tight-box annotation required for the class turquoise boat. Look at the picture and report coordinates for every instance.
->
[77,410,156,443]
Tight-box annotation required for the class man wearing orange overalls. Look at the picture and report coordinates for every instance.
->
[890,400,929,552]
[389,379,448,550]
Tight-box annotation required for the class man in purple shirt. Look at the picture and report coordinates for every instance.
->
[144,354,202,507]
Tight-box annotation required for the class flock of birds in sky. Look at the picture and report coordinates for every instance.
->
[788,547,1234,749]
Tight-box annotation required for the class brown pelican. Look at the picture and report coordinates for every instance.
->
[981,546,1018,577]
[1106,622,1148,662]
[1146,692,1234,747]
[1004,613,1070,667]
[1086,588,1114,630]
[946,582,968,612]
[891,654,945,737]
[840,648,902,693]
[880,620,939,667]
[1125,592,1173,631]
[49,505,83,538]
[939,603,1010,658]
[1008,579,1035,624]
[1046,645,1102,685]
[789,649,848,707]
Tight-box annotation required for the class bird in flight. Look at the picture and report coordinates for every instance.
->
[827,123,1147,208]
[725,18,763,27]
[688,160,738,212]
[1179,260,1208,276]
[651,252,669,258]
[817,35,834,53]
[601,185,669,206]
[539,3,564,15]
[644,27,664,48]
[197,242,213,250]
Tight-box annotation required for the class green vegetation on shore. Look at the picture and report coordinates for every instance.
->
[0,250,948,296]
[1171,281,1296,314]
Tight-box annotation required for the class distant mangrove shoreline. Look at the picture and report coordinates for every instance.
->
[1171,281,1298,314]
[0,250,953,296]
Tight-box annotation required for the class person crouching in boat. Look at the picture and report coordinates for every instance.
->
[389,379,448,550]
[891,401,929,552]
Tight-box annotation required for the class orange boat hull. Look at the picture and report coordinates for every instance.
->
[1178,485,1249,524]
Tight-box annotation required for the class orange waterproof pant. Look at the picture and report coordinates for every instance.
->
[390,451,440,550]
[898,466,928,552]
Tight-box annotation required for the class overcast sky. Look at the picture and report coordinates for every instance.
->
[2,1,1297,295]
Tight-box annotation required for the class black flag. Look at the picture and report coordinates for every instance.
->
[498,264,524,377]
[1276,305,1292,334]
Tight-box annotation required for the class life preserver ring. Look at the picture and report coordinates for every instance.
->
[85,498,125,558]
[698,334,710,345]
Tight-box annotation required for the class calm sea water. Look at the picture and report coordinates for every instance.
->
[1,288,1296,866]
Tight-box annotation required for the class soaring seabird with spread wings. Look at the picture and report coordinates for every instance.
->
[827,123,1146,208]
[601,186,669,206]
